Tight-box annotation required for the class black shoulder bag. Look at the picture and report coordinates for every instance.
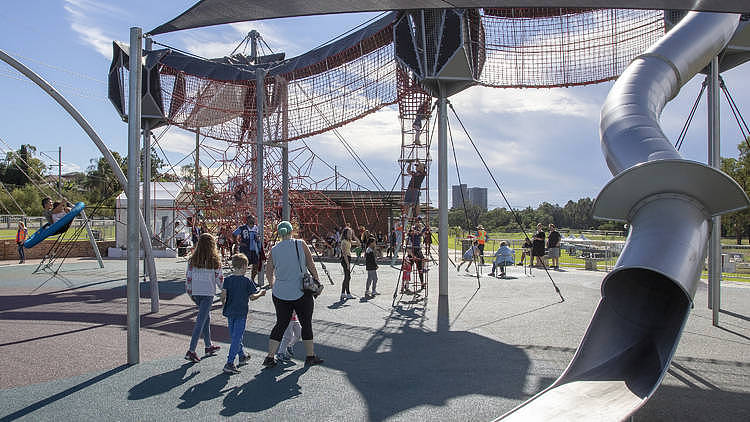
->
[296,240,324,298]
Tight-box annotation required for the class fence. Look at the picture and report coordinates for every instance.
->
[0,215,116,241]
[452,234,750,279]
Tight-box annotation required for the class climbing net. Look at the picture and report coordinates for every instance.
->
[139,9,664,143]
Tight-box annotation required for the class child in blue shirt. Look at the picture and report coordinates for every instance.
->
[220,254,266,374]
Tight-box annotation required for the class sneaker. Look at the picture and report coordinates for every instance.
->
[346,293,355,299]
[262,356,277,368]
[371,290,380,296]
[305,355,324,366]
[205,345,221,356]
[223,363,240,374]
[286,346,294,357]
[276,352,290,362]
[184,350,200,363]
[364,291,371,298]
[237,354,249,366]
[340,294,347,301]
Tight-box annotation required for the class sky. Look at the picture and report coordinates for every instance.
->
[1,1,749,210]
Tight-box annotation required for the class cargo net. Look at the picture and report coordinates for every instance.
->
[479,8,665,88]
[137,9,663,144]
[153,22,399,144]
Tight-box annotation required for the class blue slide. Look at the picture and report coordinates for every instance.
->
[24,202,86,249]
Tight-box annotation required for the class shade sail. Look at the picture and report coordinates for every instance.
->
[149,0,750,35]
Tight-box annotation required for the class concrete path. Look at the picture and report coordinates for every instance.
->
[0,258,747,421]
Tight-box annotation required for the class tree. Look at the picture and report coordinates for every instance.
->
[721,139,750,243]
[85,151,127,204]
[0,144,47,187]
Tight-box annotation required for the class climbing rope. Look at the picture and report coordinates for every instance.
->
[447,101,564,302]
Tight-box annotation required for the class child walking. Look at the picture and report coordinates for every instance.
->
[456,241,479,272]
[220,254,266,374]
[364,237,380,298]
[275,311,302,362]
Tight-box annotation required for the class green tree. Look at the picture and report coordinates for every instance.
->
[0,144,47,187]
[721,139,750,243]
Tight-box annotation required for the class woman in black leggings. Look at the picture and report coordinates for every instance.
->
[263,221,323,367]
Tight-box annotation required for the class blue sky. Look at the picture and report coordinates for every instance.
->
[1,1,749,209]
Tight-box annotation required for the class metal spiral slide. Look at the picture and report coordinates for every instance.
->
[498,11,749,421]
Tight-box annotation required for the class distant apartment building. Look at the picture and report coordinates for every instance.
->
[468,187,488,211]
[452,184,468,209]
[452,184,488,211]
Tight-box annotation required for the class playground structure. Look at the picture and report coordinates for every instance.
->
[112,1,750,420]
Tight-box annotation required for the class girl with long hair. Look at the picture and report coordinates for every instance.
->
[185,233,224,363]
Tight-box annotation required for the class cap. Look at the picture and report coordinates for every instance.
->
[277,221,293,236]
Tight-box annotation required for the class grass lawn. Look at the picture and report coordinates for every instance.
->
[0,225,115,242]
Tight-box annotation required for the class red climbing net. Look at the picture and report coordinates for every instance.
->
[117,8,666,243]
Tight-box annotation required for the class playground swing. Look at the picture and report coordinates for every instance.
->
[24,202,86,249]
[30,196,109,291]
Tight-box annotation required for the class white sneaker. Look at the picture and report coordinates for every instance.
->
[371,290,380,296]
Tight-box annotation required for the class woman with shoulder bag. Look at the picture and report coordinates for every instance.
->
[263,221,324,367]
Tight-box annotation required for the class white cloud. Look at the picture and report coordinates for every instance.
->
[61,162,82,173]
[451,86,600,118]
[156,129,197,155]
[63,0,127,59]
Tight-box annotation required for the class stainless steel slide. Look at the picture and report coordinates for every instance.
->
[498,12,748,421]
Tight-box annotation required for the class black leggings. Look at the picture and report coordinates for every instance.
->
[340,256,351,294]
[270,293,314,341]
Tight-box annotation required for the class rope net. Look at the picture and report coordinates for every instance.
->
[479,8,665,88]
[132,9,663,143]
[110,8,666,244]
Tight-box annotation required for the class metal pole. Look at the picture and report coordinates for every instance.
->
[57,146,61,196]
[81,208,104,268]
[256,68,266,244]
[194,130,200,192]
[708,55,721,326]
[143,38,154,306]
[438,93,448,297]
[281,83,290,221]
[282,144,289,221]
[334,166,338,190]
[127,27,142,365]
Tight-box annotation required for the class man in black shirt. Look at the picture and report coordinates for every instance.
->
[547,224,562,270]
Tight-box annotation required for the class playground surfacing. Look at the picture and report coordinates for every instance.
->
[0,258,748,421]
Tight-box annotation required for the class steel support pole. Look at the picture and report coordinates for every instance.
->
[57,146,62,195]
[256,68,266,244]
[438,94,448,297]
[280,82,290,221]
[127,27,142,365]
[708,55,721,325]
[143,37,153,303]
[282,144,290,221]
[194,130,200,192]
